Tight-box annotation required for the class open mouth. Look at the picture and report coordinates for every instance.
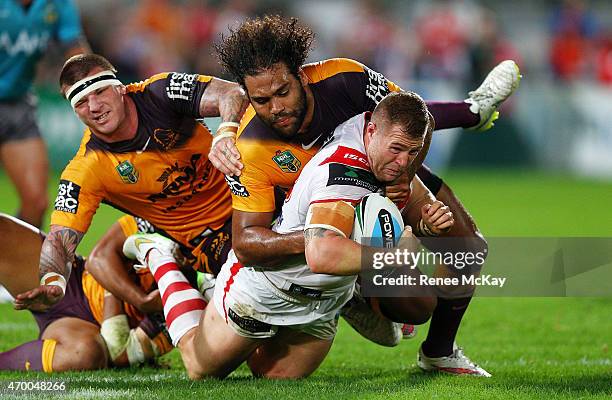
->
[94,111,110,124]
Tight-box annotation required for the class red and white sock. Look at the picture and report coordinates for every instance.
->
[147,250,206,346]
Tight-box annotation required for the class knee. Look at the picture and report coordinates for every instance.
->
[380,296,437,325]
[408,296,437,325]
[57,337,107,371]
[182,353,227,380]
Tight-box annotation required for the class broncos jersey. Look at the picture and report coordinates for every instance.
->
[51,73,232,264]
[231,58,401,213]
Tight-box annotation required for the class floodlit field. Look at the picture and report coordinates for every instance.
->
[1,170,610,399]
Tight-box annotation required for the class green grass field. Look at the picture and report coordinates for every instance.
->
[0,170,611,399]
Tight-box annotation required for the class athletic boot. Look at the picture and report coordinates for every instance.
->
[466,60,521,132]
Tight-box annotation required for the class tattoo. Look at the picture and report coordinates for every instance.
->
[200,78,248,120]
[39,225,84,281]
[304,227,338,247]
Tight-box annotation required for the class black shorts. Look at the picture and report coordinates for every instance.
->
[0,95,42,145]
[416,164,444,196]
[31,257,98,337]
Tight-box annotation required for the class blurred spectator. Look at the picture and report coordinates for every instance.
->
[549,0,598,81]
[413,0,470,81]
[468,9,522,88]
[595,32,612,85]
[0,0,89,227]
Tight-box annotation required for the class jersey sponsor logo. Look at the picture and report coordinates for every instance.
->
[227,308,273,334]
[207,231,231,264]
[224,175,249,197]
[54,180,81,214]
[115,160,139,184]
[272,150,301,173]
[165,73,198,101]
[365,68,390,105]
[0,31,50,56]
[327,163,379,192]
[148,154,212,213]
[319,146,370,170]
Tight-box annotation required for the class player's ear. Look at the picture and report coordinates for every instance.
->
[298,68,309,87]
[118,84,127,95]
[364,121,376,143]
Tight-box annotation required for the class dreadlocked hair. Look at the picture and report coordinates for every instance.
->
[215,15,315,86]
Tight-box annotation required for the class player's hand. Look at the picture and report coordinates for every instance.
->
[208,136,243,176]
[386,173,411,208]
[13,285,64,312]
[421,201,454,235]
[396,226,420,254]
[137,289,163,314]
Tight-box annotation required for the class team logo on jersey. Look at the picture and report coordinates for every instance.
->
[224,175,249,197]
[116,160,139,184]
[272,150,301,173]
[54,180,81,214]
[153,128,180,151]
[148,154,211,213]
[327,163,379,192]
[166,73,198,101]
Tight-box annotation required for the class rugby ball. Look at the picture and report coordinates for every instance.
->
[351,193,404,248]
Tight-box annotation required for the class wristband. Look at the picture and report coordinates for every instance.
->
[216,122,240,132]
[212,122,239,148]
[211,131,237,148]
[40,272,67,295]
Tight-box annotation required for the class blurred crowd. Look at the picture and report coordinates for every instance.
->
[34,0,612,90]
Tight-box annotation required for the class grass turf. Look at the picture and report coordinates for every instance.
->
[0,170,610,399]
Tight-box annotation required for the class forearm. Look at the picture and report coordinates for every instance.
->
[234,227,305,267]
[200,78,247,121]
[39,225,84,283]
[402,176,436,229]
[306,234,362,276]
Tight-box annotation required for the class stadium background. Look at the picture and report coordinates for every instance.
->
[1,0,611,398]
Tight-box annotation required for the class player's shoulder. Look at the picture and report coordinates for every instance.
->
[126,73,171,94]
[126,72,212,94]
[302,58,366,84]
[236,106,276,144]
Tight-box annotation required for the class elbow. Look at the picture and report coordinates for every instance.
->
[232,235,256,265]
[305,240,332,274]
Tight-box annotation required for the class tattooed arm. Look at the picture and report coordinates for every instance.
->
[14,225,84,312]
[199,77,248,121]
[202,78,248,176]
[304,225,420,276]
[304,227,364,276]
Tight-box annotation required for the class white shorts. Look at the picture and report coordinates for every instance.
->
[212,251,355,340]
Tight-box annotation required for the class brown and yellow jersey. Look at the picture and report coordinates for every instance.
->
[51,73,232,256]
[231,58,401,213]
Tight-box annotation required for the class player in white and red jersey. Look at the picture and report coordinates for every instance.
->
[122,92,455,379]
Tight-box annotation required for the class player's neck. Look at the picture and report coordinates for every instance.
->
[297,84,315,135]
